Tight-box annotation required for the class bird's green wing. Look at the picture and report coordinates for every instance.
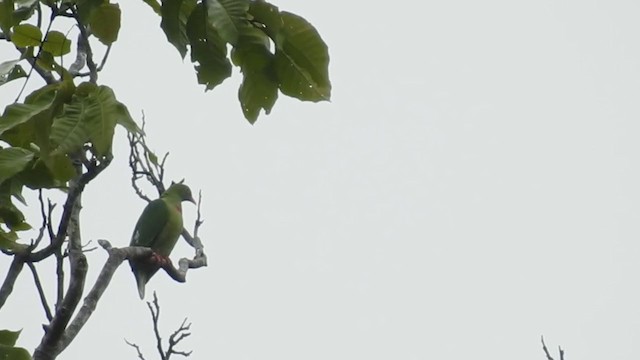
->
[130,199,170,248]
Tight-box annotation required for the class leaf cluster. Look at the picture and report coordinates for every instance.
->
[0,78,138,250]
[158,0,331,123]
[0,0,329,255]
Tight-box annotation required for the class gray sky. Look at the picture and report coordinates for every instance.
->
[2,0,640,359]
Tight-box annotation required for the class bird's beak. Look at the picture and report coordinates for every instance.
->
[188,196,196,204]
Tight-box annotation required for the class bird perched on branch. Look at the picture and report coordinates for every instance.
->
[129,182,195,299]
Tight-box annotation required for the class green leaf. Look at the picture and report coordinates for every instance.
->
[187,3,232,90]
[45,154,75,183]
[0,202,26,228]
[90,3,121,45]
[204,0,249,45]
[0,86,56,137]
[274,12,331,102]
[12,0,37,24]
[0,147,34,186]
[36,51,55,70]
[50,96,93,155]
[50,85,121,156]
[0,0,14,35]
[141,0,161,15]
[85,86,118,155]
[0,178,26,205]
[11,23,41,47]
[0,344,31,360]
[160,0,196,58]
[0,329,20,346]
[42,31,71,56]
[76,0,104,24]
[114,102,141,134]
[0,64,26,86]
[247,0,280,39]
[233,28,277,123]
[0,60,20,77]
[18,159,65,189]
[239,69,277,123]
[0,59,26,86]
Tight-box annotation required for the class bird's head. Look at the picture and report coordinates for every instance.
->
[165,182,196,204]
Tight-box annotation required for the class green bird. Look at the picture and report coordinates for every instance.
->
[129,182,195,299]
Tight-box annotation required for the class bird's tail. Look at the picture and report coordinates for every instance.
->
[134,270,148,300]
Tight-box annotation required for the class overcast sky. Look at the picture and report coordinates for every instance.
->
[2,0,640,359]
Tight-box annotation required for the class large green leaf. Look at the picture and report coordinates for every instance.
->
[44,154,75,183]
[247,0,280,39]
[238,68,277,123]
[0,84,56,136]
[187,3,232,90]
[160,0,196,58]
[233,28,277,123]
[11,23,41,47]
[274,12,330,102]
[50,85,121,156]
[0,147,34,186]
[0,329,20,346]
[90,3,120,45]
[50,95,93,155]
[204,0,249,45]
[85,86,118,154]
[0,345,31,360]
[42,31,71,56]
[76,0,105,24]
[0,0,14,35]
[19,158,66,189]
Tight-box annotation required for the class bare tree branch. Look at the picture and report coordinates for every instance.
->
[29,153,111,262]
[125,339,147,360]
[166,318,192,359]
[148,293,167,360]
[27,262,53,321]
[0,256,25,309]
[541,336,565,360]
[57,240,153,353]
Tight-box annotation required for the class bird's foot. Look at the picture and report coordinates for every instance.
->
[150,252,172,267]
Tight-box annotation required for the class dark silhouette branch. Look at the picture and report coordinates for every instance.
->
[29,153,112,262]
[541,336,565,360]
[127,292,192,360]
[0,256,25,309]
[125,339,147,360]
[58,241,153,353]
[27,262,53,321]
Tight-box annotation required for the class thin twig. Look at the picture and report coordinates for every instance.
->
[27,262,53,321]
[148,292,167,360]
[32,189,49,248]
[0,256,26,310]
[166,318,192,359]
[125,339,147,360]
[541,336,554,360]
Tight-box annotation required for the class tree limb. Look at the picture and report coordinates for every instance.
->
[27,262,53,321]
[57,241,153,353]
[0,256,25,310]
[541,336,565,360]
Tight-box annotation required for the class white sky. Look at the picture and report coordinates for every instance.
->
[2,0,640,359]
